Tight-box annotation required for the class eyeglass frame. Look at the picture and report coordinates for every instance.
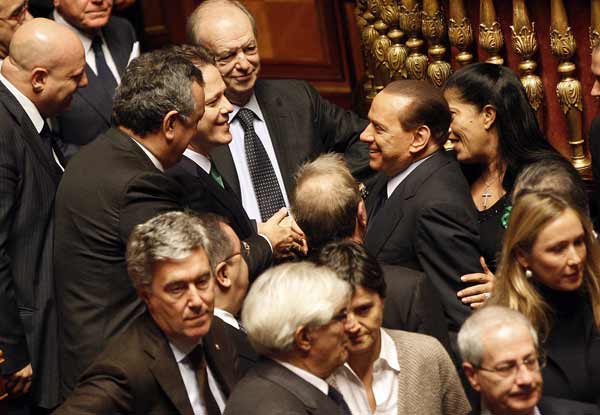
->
[474,352,547,378]
[0,0,28,24]
[214,42,259,68]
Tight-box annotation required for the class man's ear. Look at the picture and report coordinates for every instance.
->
[138,289,151,307]
[463,362,481,392]
[31,67,48,93]
[162,110,180,141]
[482,104,497,130]
[294,325,312,352]
[409,125,431,153]
[515,249,530,270]
[215,261,232,289]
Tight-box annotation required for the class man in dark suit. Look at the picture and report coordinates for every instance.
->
[291,153,450,348]
[224,261,353,415]
[360,80,482,351]
[186,0,370,226]
[0,19,87,414]
[459,306,600,415]
[53,50,205,397]
[166,45,303,278]
[52,0,138,154]
[55,211,240,414]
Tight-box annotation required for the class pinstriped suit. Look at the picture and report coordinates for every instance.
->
[0,81,62,408]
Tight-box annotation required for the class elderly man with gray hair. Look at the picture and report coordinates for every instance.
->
[55,211,240,415]
[459,306,600,415]
[224,262,354,415]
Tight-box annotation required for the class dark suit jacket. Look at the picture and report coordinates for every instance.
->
[365,151,482,334]
[54,313,240,415]
[538,397,600,415]
[216,317,258,377]
[167,156,271,279]
[211,79,370,202]
[54,16,136,150]
[224,357,344,415]
[54,127,184,396]
[0,82,61,408]
[381,264,451,353]
[590,116,600,228]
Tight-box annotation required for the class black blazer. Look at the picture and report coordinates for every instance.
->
[215,317,258,377]
[54,16,136,151]
[167,156,272,279]
[54,127,184,396]
[365,151,482,333]
[224,357,344,415]
[381,264,451,354]
[54,313,241,415]
[211,78,371,202]
[0,82,61,408]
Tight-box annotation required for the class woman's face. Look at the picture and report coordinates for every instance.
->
[518,208,586,291]
[444,88,496,164]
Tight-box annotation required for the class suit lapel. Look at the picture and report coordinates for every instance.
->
[103,23,130,75]
[212,144,241,198]
[0,84,62,183]
[142,315,194,415]
[204,318,240,397]
[254,81,294,197]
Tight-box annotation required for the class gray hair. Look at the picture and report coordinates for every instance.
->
[241,261,351,356]
[458,305,539,367]
[112,48,204,136]
[292,153,361,253]
[198,213,236,268]
[126,211,212,293]
[187,0,257,46]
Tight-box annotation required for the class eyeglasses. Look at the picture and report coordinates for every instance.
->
[475,353,546,378]
[215,44,258,68]
[0,1,28,24]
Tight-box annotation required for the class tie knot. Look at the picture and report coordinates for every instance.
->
[91,34,103,52]
[236,108,255,130]
[187,345,205,370]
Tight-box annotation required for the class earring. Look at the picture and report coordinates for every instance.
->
[525,269,533,279]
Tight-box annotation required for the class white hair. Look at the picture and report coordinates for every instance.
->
[241,261,351,356]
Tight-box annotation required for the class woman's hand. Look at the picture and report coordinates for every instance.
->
[457,256,495,309]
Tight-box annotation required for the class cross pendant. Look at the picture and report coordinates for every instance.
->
[482,192,492,209]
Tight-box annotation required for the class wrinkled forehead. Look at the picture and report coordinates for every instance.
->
[197,6,256,52]
[480,324,536,364]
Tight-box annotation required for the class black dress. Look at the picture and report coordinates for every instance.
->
[538,284,600,406]
[477,194,509,272]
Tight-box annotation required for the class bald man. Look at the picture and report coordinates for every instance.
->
[0,18,87,414]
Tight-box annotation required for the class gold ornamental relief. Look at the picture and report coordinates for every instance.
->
[448,17,473,50]
[479,21,504,51]
[373,35,392,64]
[521,75,544,111]
[510,23,538,58]
[399,4,422,34]
[590,28,600,50]
[428,61,452,87]
[556,78,583,114]
[388,44,408,78]
[379,0,398,26]
[550,28,576,59]
[406,54,428,80]
[362,25,379,50]
[422,10,446,41]
[368,0,380,17]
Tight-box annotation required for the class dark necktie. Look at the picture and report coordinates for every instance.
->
[91,34,117,96]
[187,345,221,415]
[327,385,353,415]
[40,123,66,169]
[210,160,225,189]
[236,108,286,222]
[367,182,388,223]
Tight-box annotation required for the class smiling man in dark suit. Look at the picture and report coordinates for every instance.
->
[186,0,371,226]
[54,211,240,415]
[360,80,482,357]
[53,49,205,397]
[52,0,138,155]
[0,18,87,414]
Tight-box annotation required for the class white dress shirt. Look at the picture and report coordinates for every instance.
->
[330,329,400,415]
[184,148,211,174]
[213,308,239,330]
[275,360,330,396]
[228,94,290,222]
[0,71,64,170]
[53,10,140,83]
[386,154,433,198]
[168,340,226,414]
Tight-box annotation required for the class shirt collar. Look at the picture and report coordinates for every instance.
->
[229,92,264,123]
[481,404,541,415]
[127,136,165,172]
[275,359,329,396]
[386,154,433,198]
[53,10,94,54]
[168,339,202,364]
[183,148,211,174]
[214,308,239,330]
[378,328,400,372]
[0,70,44,133]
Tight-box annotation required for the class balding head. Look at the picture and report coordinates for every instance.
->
[3,18,87,117]
[187,0,256,46]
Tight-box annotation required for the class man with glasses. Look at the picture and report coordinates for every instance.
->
[0,0,31,58]
[186,0,371,231]
[459,306,600,415]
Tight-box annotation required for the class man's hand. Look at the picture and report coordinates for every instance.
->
[457,257,495,309]
[257,208,305,258]
[6,363,32,398]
